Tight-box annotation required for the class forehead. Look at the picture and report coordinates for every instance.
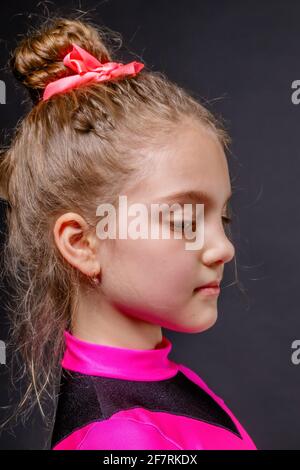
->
[130,121,232,206]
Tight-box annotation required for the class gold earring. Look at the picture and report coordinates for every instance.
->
[91,271,100,285]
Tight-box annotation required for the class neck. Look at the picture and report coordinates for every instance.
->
[72,288,163,350]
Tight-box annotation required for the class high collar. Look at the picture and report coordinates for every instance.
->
[61,330,179,381]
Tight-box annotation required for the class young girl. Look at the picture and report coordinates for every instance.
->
[0,17,257,450]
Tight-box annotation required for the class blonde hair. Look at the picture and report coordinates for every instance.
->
[0,15,234,444]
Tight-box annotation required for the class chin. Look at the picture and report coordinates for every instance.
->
[188,308,218,333]
[166,310,218,334]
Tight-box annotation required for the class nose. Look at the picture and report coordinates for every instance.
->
[200,222,235,267]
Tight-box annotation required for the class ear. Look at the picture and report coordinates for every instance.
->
[53,212,101,278]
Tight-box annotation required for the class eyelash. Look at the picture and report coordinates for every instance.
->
[222,215,232,225]
[170,215,232,231]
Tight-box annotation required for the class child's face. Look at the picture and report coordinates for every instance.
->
[98,120,235,333]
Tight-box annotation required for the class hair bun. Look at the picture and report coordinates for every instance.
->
[9,17,114,103]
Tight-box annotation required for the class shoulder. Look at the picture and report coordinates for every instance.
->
[177,362,226,403]
[178,363,257,449]
[76,416,182,450]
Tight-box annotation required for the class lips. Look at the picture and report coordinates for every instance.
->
[194,281,221,297]
[194,279,221,292]
[199,281,220,289]
[197,280,220,289]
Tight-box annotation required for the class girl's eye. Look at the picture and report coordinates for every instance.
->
[170,216,232,232]
[222,215,233,240]
[222,215,232,225]
[170,220,195,231]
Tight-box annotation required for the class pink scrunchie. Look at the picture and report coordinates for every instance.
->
[43,43,144,101]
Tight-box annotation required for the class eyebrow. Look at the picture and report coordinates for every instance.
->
[153,189,232,206]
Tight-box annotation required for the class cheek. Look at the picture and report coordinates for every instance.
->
[101,237,197,308]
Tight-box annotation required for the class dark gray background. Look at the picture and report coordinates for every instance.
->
[0,0,299,450]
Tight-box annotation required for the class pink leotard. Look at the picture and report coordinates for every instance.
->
[51,330,257,450]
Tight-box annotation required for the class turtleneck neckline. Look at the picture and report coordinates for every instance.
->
[61,330,179,381]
